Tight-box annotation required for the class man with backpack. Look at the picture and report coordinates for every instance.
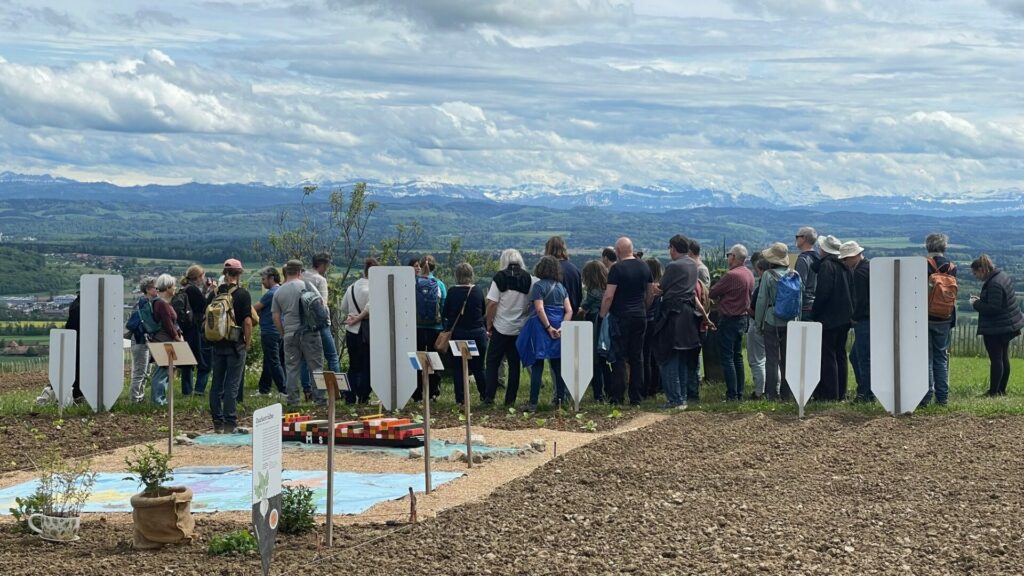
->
[794,227,819,321]
[273,259,326,408]
[755,243,797,401]
[924,233,958,406]
[810,235,853,401]
[411,257,444,401]
[204,258,253,433]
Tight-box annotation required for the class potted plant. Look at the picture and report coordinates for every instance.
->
[124,444,195,549]
[25,454,96,542]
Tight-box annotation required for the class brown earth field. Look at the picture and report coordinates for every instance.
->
[2,411,1023,575]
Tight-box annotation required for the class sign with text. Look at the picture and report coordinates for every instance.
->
[48,329,76,410]
[449,339,480,357]
[252,404,283,576]
[369,267,417,411]
[560,321,594,411]
[870,257,928,415]
[785,321,822,418]
[79,274,124,412]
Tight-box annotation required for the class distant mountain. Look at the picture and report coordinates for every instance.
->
[1,172,1020,216]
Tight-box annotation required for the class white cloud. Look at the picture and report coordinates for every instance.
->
[987,0,1024,17]
[324,0,634,30]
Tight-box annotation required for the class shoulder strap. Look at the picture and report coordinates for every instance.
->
[349,284,361,314]
[450,286,471,330]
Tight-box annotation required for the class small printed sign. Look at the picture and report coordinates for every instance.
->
[449,340,480,357]
[252,404,283,576]
[408,352,423,371]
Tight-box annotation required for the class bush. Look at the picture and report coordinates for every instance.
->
[279,486,316,535]
[8,492,47,534]
[124,444,173,496]
[208,529,257,555]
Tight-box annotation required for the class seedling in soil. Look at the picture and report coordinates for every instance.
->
[534,418,547,427]
[578,419,598,433]
[208,529,257,555]
[607,408,623,419]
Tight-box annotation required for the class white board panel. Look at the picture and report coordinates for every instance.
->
[870,257,929,414]
[79,275,124,412]
[369,267,417,411]
[560,321,594,411]
[48,329,77,409]
[785,321,822,416]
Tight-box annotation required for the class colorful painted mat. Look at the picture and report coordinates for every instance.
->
[192,433,520,459]
[0,470,462,515]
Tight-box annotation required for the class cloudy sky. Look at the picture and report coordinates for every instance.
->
[0,0,1021,200]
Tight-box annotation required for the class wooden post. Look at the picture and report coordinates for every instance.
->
[408,487,417,523]
[419,353,433,494]
[165,343,176,456]
[97,277,105,412]
[459,341,472,469]
[324,372,336,547]
[388,275,397,411]
[893,259,902,415]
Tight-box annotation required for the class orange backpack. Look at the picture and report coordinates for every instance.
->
[926,257,958,320]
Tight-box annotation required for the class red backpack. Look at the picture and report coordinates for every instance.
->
[926,257,958,320]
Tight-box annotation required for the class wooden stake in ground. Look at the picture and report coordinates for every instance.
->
[312,371,350,548]
[412,351,444,493]
[451,340,479,469]
[165,343,176,455]
[147,341,196,455]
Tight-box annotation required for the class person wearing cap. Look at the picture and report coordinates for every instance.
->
[209,258,253,432]
[841,241,873,403]
[754,242,794,401]
[794,227,819,321]
[274,259,326,407]
[710,244,755,402]
[811,235,853,401]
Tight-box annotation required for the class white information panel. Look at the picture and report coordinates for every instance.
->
[79,274,124,412]
[560,321,594,411]
[870,257,929,415]
[785,321,822,418]
[252,403,282,576]
[369,267,417,411]
[48,329,77,409]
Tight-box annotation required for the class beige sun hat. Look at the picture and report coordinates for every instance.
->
[761,242,790,267]
[817,234,842,256]
[839,240,864,260]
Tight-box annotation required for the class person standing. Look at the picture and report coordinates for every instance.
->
[924,233,957,406]
[209,259,252,432]
[341,258,377,404]
[254,266,286,398]
[300,252,341,402]
[443,263,489,404]
[177,265,208,396]
[600,237,654,405]
[970,255,1024,397]
[841,241,873,403]
[128,277,158,404]
[755,243,795,401]
[746,252,767,400]
[651,234,701,409]
[484,249,535,406]
[580,260,610,402]
[810,235,853,401]
[274,259,324,408]
[151,273,184,407]
[601,247,617,270]
[545,236,582,314]
[794,227,819,321]
[643,257,663,399]
[710,244,755,401]
[412,257,443,401]
[516,255,572,411]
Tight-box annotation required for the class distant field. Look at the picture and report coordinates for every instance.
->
[0,321,64,328]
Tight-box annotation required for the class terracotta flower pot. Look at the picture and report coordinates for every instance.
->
[129,486,195,549]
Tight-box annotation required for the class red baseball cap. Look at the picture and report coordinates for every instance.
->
[223,258,243,270]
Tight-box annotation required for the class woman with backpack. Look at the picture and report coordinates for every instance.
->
[177,265,207,396]
[755,243,796,401]
[516,255,573,412]
[151,273,184,406]
[127,277,159,404]
[970,255,1024,397]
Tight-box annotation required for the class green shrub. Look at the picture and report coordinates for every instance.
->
[124,444,172,495]
[9,492,47,534]
[279,486,316,535]
[208,529,257,555]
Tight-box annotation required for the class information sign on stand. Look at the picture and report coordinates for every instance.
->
[870,257,929,415]
[785,321,823,418]
[251,403,282,576]
[559,321,594,412]
[409,352,443,493]
[312,371,350,547]
[147,341,197,455]
[79,274,124,412]
[48,329,77,415]
[451,341,479,468]
[369,267,417,411]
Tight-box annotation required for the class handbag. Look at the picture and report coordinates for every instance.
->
[435,287,470,353]
[349,285,370,346]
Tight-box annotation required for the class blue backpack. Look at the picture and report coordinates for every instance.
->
[126,298,161,337]
[772,270,802,322]
[415,276,442,325]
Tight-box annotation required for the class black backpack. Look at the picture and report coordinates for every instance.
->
[171,289,194,331]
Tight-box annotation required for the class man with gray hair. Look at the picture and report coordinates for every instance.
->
[273,259,325,408]
[794,226,819,321]
[924,232,957,406]
[710,244,755,401]
[484,248,535,406]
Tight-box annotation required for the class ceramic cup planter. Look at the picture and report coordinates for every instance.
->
[28,513,81,542]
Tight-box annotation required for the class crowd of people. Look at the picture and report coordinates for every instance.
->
[33,229,1023,426]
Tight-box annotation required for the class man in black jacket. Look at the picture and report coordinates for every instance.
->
[811,235,853,401]
[841,241,872,402]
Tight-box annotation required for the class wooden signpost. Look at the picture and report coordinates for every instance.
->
[369,267,417,411]
[48,329,76,416]
[450,340,479,468]
[559,321,594,412]
[785,321,822,418]
[312,371,350,547]
[147,341,197,455]
[870,257,928,415]
[79,274,124,412]
[409,351,443,493]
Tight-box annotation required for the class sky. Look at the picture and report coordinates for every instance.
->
[0,0,1022,200]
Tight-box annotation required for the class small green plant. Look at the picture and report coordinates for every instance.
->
[124,444,173,496]
[9,492,46,533]
[534,418,547,427]
[208,529,257,555]
[279,486,316,535]
[608,407,623,419]
[579,419,598,433]
[34,452,97,517]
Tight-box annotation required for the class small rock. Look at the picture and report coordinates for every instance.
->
[185,431,201,439]
[448,449,465,463]
[530,438,547,452]
[471,453,483,464]
[408,448,424,459]
[483,552,496,561]
[470,433,487,446]
[173,435,194,446]
[843,546,855,553]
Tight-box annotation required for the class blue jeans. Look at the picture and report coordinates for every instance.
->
[258,331,286,394]
[300,326,340,396]
[718,315,747,400]
[659,350,689,406]
[851,321,873,400]
[528,359,565,406]
[151,366,168,406]
[927,322,951,404]
[210,347,246,427]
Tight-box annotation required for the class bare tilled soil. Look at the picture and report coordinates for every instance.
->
[3,411,1023,575]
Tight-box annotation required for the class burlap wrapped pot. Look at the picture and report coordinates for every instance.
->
[129,486,195,549]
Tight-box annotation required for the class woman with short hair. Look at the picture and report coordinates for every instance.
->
[151,273,184,406]
[441,262,488,404]
[516,255,573,411]
[971,255,1024,397]
[128,277,158,403]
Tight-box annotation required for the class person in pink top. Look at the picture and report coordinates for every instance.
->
[710,245,755,401]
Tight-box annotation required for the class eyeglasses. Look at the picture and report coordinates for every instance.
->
[794,235,803,239]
